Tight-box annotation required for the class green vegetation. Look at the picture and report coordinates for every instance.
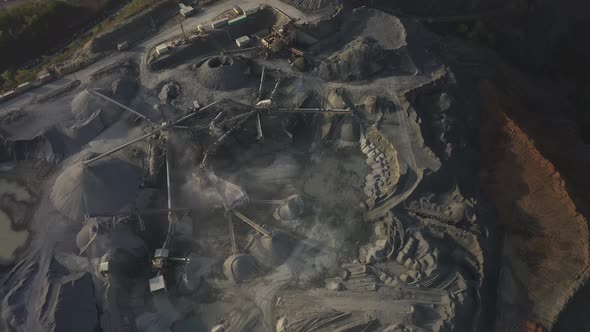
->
[91,0,156,36]
[0,0,161,92]
[0,69,35,91]
[0,0,99,68]
[0,0,108,90]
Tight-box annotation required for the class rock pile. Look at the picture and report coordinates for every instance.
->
[195,56,250,90]
[50,154,141,220]
[317,38,386,82]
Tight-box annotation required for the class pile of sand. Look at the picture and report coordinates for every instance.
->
[317,38,387,82]
[195,56,250,90]
[50,155,141,221]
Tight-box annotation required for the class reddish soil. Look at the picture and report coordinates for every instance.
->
[480,79,589,331]
[487,64,590,212]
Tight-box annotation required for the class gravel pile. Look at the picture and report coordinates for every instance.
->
[63,110,104,143]
[317,38,386,82]
[195,56,250,90]
[71,90,97,120]
[248,231,294,267]
[159,82,181,102]
[110,77,138,102]
[50,154,141,221]
[71,90,120,126]
[281,0,340,11]
[0,110,27,126]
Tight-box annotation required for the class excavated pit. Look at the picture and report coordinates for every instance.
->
[0,4,543,332]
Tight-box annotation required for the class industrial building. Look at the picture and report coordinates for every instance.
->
[211,18,228,29]
[155,43,170,56]
[235,35,252,48]
[179,3,195,17]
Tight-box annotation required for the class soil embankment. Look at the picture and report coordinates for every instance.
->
[485,64,590,214]
[480,79,590,331]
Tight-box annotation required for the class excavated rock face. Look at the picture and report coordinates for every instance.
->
[354,0,507,16]
[480,80,590,331]
[360,128,401,210]
[327,88,348,109]
[413,92,456,160]
[317,38,387,82]
[382,323,419,332]
[363,96,378,115]
[336,117,360,148]
[281,0,341,11]
[5,5,568,332]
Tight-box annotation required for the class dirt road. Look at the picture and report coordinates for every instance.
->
[0,0,317,116]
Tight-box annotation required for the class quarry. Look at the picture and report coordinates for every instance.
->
[0,1,588,332]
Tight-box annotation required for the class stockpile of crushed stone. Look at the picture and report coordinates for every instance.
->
[281,0,340,10]
[195,56,250,90]
[50,154,141,221]
[71,90,96,120]
[71,73,138,124]
[63,110,104,143]
[159,82,181,102]
[71,90,123,126]
[248,231,294,267]
[317,38,387,82]
[110,77,137,102]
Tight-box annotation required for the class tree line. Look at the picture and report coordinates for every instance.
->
[0,0,120,88]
